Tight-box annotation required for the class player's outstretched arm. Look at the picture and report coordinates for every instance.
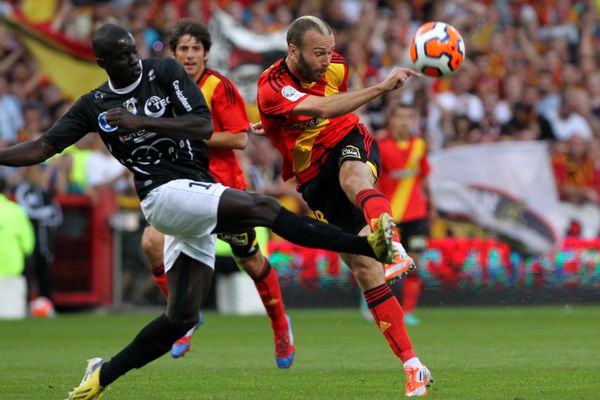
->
[105,108,214,140]
[293,67,420,119]
[0,138,59,167]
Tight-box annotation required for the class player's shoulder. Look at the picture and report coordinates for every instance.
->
[259,58,289,91]
[144,57,183,77]
[204,69,237,89]
[331,52,347,66]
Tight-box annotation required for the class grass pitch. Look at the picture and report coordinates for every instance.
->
[1,306,599,399]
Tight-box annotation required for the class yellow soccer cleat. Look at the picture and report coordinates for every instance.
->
[404,363,433,397]
[367,213,398,264]
[66,358,105,400]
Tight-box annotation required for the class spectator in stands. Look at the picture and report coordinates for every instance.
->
[552,134,600,238]
[0,74,24,146]
[544,87,594,142]
[14,163,63,315]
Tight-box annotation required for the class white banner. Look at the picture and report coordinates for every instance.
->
[429,141,561,254]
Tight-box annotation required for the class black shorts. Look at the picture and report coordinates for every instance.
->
[397,218,429,252]
[299,124,381,234]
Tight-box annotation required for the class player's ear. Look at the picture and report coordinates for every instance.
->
[288,43,298,58]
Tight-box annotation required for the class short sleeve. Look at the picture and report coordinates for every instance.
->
[42,97,94,152]
[258,81,308,117]
[211,79,249,132]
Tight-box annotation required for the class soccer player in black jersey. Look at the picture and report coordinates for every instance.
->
[0,24,398,399]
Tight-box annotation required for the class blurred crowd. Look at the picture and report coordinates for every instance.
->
[0,0,599,245]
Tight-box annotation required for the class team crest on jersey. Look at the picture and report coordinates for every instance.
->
[123,98,138,115]
[98,112,118,132]
[281,85,306,102]
[340,145,361,160]
[144,96,170,117]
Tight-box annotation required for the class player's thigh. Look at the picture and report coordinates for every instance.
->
[141,179,226,237]
[341,252,385,290]
[141,225,164,259]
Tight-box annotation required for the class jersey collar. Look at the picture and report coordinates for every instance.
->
[108,60,143,94]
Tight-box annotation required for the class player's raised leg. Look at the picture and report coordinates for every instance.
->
[215,189,397,263]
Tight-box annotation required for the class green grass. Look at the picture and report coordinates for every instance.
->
[1,306,599,399]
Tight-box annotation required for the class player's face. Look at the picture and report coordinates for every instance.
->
[293,30,334,82]
[101,34,141,86]
[174,35,207,81]
[388,106,417,139]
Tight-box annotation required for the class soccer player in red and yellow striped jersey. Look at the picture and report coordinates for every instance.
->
[141,19,294,368]
[378,103,437,326]
[257,16,432,396]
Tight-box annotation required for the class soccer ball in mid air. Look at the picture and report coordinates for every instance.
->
[409,21,465,77]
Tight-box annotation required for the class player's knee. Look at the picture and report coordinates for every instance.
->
[350,258,383,286]
[165,299,201,326]
[238,252,266,278]
[249,194,281,221]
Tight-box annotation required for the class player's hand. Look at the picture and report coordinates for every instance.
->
[249,121,265,136]
[105,108,142,130]
[381,67,421,92]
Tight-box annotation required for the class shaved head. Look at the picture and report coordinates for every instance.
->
[92,24,133,59]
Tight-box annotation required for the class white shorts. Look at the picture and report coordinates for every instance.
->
[140,179,228,272]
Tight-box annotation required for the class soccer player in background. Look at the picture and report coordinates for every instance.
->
[0,24,398,399]
[140,18,295,368]
[256,16,432,397]
[378,102,437,326]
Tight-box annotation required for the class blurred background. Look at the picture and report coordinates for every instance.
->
[0,0,599,319]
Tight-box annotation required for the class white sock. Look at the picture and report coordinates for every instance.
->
[403,357,421,369]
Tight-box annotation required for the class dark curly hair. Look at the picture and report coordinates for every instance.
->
[168,18,212,53]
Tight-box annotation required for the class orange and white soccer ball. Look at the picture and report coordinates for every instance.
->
[409,21,465,77]
[30,296,56,318]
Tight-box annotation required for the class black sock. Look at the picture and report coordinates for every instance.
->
[99,313,194,387]
[271,207,375,257]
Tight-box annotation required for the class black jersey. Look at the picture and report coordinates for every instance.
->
[42,57,213,199]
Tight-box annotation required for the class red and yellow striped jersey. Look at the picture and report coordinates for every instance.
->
[257,53,359,184]
[199,68,249,190]
[377,136,431,222]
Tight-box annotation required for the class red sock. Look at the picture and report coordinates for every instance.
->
[402,275,422,314]
[151,264,169,299]
[355,189,394,228]
[364,284,416,362]
[253,260,288,332]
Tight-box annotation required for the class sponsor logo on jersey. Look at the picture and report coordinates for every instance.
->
[144,96,170,118]
[98,112,118,132]
[93,91,105,100]
[285,117,323,130]
[281,85,306,102]
[123,98,138,115]
[121,129,157,144]
[340,145,361,160]
[148,69,156,82]
[172,80,192,112]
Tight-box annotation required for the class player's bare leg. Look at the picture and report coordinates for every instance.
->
[141,226,203,358]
